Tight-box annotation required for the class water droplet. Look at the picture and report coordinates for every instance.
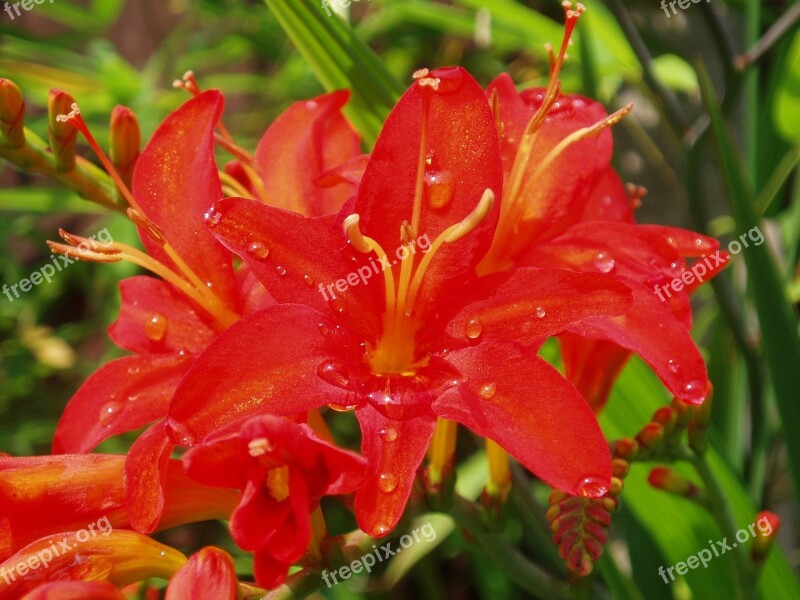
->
[681,379,707,403]
[379,427,398,442]
[534,306,547,319]
[305,100,319,110]
[378,472,398,493]
[205,210,222,227]
[329,296,345,313]
[667,359,679,374]
[694,237,704,247]
[144,313,167,342]
[317,360,350,389]
[374,523,390,536]
[247,242,269,260]
[168,420,197,446]
[275,266,287,276]
[479,383,496,399]
[424,170,456,210]
[303,275,315,287]
[99,401,122,427]
[665,236,676,248]
[318,323,330,337]
[465,318,483,340]
[593,252,615,273]
[577,476,609,497]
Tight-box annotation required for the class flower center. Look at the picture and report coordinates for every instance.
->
[344,73,493,376]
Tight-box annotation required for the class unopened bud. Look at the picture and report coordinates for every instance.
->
[670,395,694,427]
[648,467,706,502]
[611,438,639,461]
[652,406,677,436]
[751,511,780,565]
[636,422,665,453]
[0,78,25,147]
[689,386,713,454]
[110,106,141,188]
[48,89,78,171]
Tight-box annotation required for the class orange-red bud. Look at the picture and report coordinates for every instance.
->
[648,466,705,502]
[751,510,780,564]
[165,547,239,600]
[47,89,78,171]
[689,386,714,454]
[0,78,25,147]
[636,422,665,453]
[110,106,141,187]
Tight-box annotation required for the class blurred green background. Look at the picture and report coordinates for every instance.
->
[1,0,798,598]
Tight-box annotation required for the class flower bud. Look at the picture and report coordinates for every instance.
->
[611,438,639,461]
[0,78,25,147]
[652,406,677,436]
[751,510,780,565]
[110,105,141,188]
[636,422,665,454]
[689,385,713,454]
[648,466,706,503]
[48,89,78,171]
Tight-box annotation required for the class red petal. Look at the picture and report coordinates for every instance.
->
[125,422,174,533]
[52,353,190,454]
[560,333,632,413]
[355,67,503,313]
[446,267,632,346]
[254,90,360,217]
[354,405,436,537]
[109,276,218,354]
[253,550,291,590]
[183,437,249,489]
[568,284,710,403]
[132,90,236,306]
[486,74,612,242]
[580,167,634,223]
[207,196,382,338]
[167,304,357,444]
[165,547,238,600]
[433,342,612,496]
[20,581,125,600]
[230,475,293,551]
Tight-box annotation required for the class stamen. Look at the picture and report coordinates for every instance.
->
[427,418,458,486]
[47,241,121,263]
[172,71,200,96]
[248,437,273,457]
[342,214,397,318]
[343,214,372,254]
[218,171,255,200]
[486,439,512,500]
[127,208,168,247]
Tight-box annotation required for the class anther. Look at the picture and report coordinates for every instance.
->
[444,189,495,243]
[55,102,80,124]
[343,214,372,254]
[127,208,168,247]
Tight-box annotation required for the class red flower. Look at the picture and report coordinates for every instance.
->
[182,416,367,587]
[167,66,633,537]
[165,547,240,600]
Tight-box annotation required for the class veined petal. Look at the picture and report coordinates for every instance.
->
[52,353,191,454]
[354,66,503,310]
[433,342,612,497]
[254,90,360,217]
[207,196,382,338]
[446,268,632,346]
[560,333,632,413]
[109,276,218,354]
[567,284,710,404]
[354,405,436,537]
[0,531,186,599]
[125,422,174,534]
[167,304,358,444]
[580,167,634,223]
[165,547,239,600]
[132,90,236,306]
[20,581,125,600]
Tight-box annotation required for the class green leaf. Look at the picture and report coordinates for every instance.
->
[651,55,699,94]
[773,29,800,141]
[262,0,404,145]
[697,61,800,516]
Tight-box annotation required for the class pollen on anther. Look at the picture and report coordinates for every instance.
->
[55,102,81,123]
[412,68,430,80]
[418,78,441,91]
[248,437,273,457]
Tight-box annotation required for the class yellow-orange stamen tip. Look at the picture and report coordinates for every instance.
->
[47,240,121,263]
[174,71,200,95]
[127,208,168,247]
[444,188,494,243]
[55,102,80,124]
[412,68,430,80]
[343,213,372,253]
[418,77,441,91]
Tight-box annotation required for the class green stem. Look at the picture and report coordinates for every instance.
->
[263,570,324,600]
[0,128,123,213]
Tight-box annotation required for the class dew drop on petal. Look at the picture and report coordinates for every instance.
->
[379,427,398,442]
[424,170,456,210]
[247,242,269,260]
[374,523,390,536]
[275,265,287,277]
[144,313,167,342]
[205,210,222,227]
[534,307,547,319]
[479,383,496,400]
[577,476,609,498]
[667,359,679,374]
[593,252,615,273]
[329,296,345,314]
[99,401,122,427]
[465,318,483,340]
[169,421,197,446]
[318,323,330,337]
[681,379,707,403]
[378,472,398,493]
[317,360,350,389]
[303,275,315,287]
